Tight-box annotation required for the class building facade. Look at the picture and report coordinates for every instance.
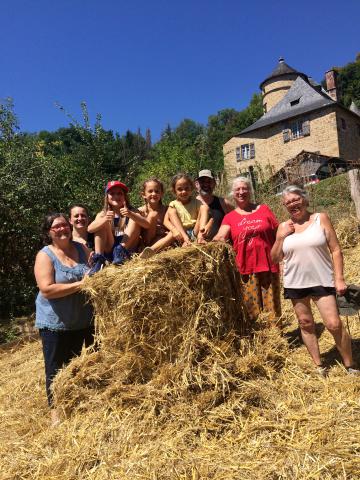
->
[223,58,360,182]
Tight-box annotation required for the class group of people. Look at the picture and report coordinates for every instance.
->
[34,169,358,423]
[86,170,233,274]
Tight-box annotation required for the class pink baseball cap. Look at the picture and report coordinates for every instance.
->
[105,180,129,193]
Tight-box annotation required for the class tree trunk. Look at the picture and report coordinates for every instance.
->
[349,169,360,223]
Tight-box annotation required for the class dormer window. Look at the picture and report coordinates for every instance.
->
[290,99,300,106]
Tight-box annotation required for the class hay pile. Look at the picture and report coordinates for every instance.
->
[335,215,359,249]
[1,243,360,479]
[54,243,253,413]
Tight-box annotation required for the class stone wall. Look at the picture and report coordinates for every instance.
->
[224,108,340,182]
[336,108,360,162]
[262,75,296,111]
[223,107,344,182]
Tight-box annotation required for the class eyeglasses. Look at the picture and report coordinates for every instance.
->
[50,223,70,231]
[284,197,302,207]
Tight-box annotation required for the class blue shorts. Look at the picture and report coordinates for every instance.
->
[104,234,124,262]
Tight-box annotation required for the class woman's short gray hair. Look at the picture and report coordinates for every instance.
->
[230,176,253,197]
[282,185,309,204]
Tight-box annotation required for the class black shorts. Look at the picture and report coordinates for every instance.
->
[284,286,336,300]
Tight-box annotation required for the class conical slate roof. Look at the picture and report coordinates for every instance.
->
[241,76,335,135]
[260,57,307,89]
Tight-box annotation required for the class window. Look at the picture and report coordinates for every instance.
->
[283,119,310,143]
[340,118,346,129]
[290,99,300,106]
[290,120,303,139]
[241,143,255,160]
[357,124,360,137]
[264,103,267,113]
[236,143,255,161]
[241,144,251,159]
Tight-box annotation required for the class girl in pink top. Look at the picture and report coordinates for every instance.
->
[214,177,281,325]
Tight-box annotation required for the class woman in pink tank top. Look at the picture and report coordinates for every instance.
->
[271,185,358,376]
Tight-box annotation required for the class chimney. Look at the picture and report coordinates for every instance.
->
[325,69,339,102]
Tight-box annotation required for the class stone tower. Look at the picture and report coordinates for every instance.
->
[260,57,308,113]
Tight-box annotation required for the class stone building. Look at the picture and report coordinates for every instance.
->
[223,58,360,184]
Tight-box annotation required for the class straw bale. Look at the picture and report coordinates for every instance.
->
[1,244,360,479]
[53,243,252,413]
[335,215,359,249]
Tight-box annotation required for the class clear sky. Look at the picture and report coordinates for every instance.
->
[1,0,359,140]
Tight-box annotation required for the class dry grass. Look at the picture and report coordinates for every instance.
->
[1,243,360,479]
[335,216,359,250]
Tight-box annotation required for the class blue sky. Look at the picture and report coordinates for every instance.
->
[1,0,359,141]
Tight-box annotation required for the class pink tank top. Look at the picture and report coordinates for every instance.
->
[283,214,334,288]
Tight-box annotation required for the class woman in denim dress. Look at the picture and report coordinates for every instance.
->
[34,212,94,424]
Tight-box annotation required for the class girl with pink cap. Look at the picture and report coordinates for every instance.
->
[87,180,149,274]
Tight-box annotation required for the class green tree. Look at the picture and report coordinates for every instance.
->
[0,101,105,317]
[321,54,360,108]
[337,56,360,108]
[0,97,19,142]
[206,93,263,172]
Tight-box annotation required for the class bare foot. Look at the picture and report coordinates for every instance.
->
[50,408,61,427]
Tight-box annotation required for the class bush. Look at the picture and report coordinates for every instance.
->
[0,101,106,318]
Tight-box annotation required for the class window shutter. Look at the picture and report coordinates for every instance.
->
[283,129,290,143]
[303,120,310,136]
[250,143,255,159]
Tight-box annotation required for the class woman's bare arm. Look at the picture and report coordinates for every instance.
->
[321,212,346,294]
[271,220,294,263]
[34,251,84,299]
[213,224,231,242]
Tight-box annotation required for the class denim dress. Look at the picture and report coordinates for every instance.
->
[35,242,93,331]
